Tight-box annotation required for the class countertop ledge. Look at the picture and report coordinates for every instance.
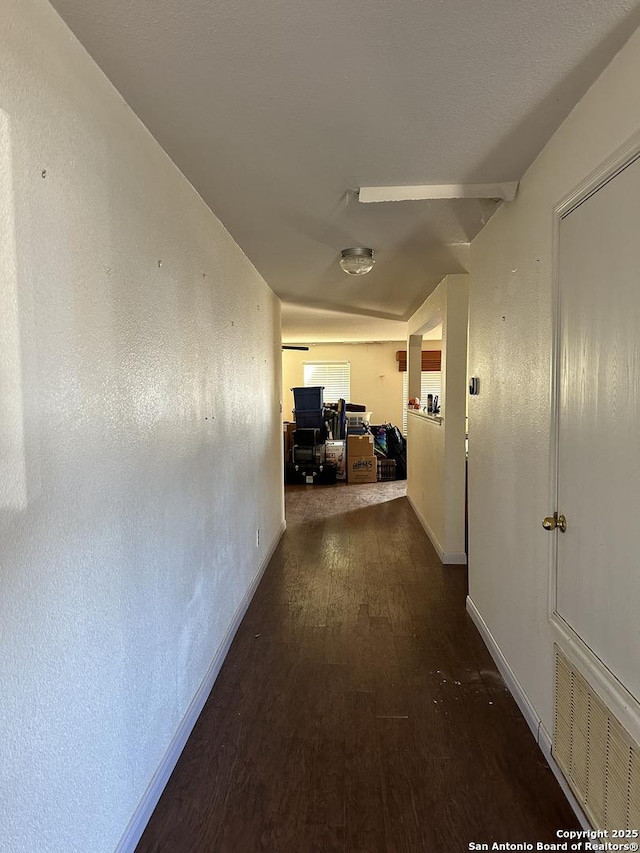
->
[407,409,443,424]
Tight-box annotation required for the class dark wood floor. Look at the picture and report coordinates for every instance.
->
[136,482,578,852]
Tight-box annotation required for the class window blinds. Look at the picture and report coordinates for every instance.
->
[303,361,351,403]
[402,371,442,433]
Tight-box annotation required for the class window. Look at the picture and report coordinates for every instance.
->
[303,361,350,403]
[402,370,442,433]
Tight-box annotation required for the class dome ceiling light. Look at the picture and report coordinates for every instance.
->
[339,247,375,276]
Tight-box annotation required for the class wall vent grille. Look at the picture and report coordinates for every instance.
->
[554,646,640,830]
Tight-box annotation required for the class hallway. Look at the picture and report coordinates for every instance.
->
[136,484,578,852]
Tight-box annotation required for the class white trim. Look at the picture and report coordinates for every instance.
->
[548,129,640,748]
[466,596,591,832]
[554,130,640,221]
[549,131,640,623]
[549,612,640,747]
[547,152,562,623]
[466,596,539,736]
[406,409,443,425]
[115,520,286,853]
[442,551,467,565]
[407,493,466,565]
[549,130,640,620]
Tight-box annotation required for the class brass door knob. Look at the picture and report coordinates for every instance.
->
[543,513,567,533]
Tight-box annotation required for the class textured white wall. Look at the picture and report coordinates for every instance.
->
[406,412,446,548]
[468,28,640,732]
[442,277,468,556]
[282,341,406,427]
[407,276,468,562]
[0,2,284,852]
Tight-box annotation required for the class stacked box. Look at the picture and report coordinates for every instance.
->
[325,440,346,480]
[291,386,324,410]
[348,456,376,484]
[294,409,325,430]
[347,434,376,484]
[347,434,374,457]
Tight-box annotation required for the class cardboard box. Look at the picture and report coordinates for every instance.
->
[325,439,346,480]
[348,455,377,484]
[347,434,374,457]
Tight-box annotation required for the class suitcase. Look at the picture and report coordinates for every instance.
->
[286,461,337,485]
[316,462,337,484]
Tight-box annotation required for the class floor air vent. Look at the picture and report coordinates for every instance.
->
[554,646,640,830]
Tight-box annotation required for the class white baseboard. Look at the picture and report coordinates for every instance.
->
[115,520,286,853]
[406,494,467,565]
[466,595,591,832]
[442,551,467,565]
[466,596,540,736]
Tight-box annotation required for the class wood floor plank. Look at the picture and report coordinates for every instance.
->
[378,722,430,853]
[386,582,417,637]
[301,824,346,853]
[305,735,346,827]
[364,561,391,619]
[344,691,387,853]
[136,482,579,853]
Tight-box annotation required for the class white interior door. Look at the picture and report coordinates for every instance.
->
[556,152,640,703]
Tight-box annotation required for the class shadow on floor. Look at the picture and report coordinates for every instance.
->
[286,479,407,525]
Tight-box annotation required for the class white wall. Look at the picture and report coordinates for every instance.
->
[282,341,407,427]
[406,275,468,563]
[0,2,284,852]
[407,412,446,548]
[468,27,640,734]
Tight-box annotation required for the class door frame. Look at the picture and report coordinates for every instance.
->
[548,129,640,743]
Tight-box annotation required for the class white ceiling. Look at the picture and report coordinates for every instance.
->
[282,304,408,344]
[50,0,640,340]
[281,304,442,345]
